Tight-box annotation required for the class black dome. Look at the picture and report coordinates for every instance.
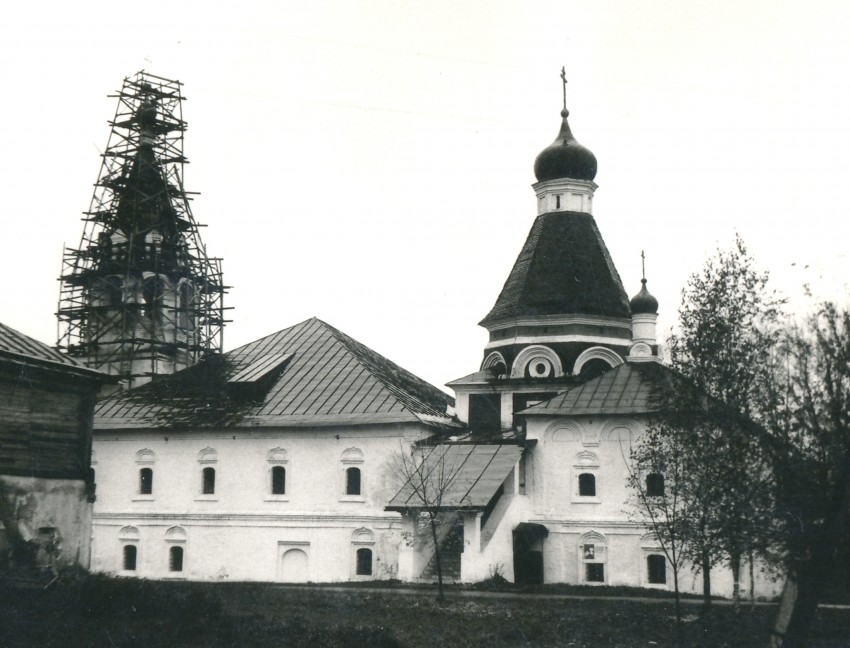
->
[630,279,659,315]
[533,109,597,182]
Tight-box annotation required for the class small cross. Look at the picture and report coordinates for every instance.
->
[641,250,646,281]
[560,66,568,111]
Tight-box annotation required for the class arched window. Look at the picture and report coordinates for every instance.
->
[346,467,361,496]
[139,467,153,495]
[123,544,137,571]
[271,466,286,495]
[578,473,596,497]
[646,473,665,497]
[142,276,165,322]
[202,467,216,495]
[169,545,184,572]
[647,554,666,584]
[356,548,372,576]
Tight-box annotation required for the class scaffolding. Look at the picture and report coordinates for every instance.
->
[57,72,227,389]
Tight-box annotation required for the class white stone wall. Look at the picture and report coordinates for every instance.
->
[524,415,783,598]
[91,424,427,581]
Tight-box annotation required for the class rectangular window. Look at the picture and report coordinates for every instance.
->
[469,393,501,435]
[169,546,184,572]
[648,554,666,584]
[585,563,604,582]
[123,545,137,571]
[139,468,153,495]
[356,548,373,576]
[202,467,216,495]
[271,466,286,495]
[346,467,361,496]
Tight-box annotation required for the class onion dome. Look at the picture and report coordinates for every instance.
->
[533,109,597,182]
[630,279,659,315]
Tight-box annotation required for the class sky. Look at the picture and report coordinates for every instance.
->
[1,0,848,393]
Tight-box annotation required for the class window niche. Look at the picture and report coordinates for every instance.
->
[134,449,155,500]
[165,527,187,577]
[646,473,665,497]
[265,448,289,501]
[340,448,365,501]
[579,532,607,584]
[352,528,375,578]
[196,448,218,501]
[119,526,140,573]
[572,451,600,503]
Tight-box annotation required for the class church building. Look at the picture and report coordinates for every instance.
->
[65,72,778,598]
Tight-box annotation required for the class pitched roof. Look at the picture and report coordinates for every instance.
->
[520,362,682,416]
[0,321,105,378]
[480,211,631,326]
[386,444,523,510]
[95,317,458,430]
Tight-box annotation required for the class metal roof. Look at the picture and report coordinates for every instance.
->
[480,211,631,326]
[520,362,679,416]
[387,444,523,510]
[95,317,458,430]
[0,320,104,377]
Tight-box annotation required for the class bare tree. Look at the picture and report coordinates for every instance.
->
[389,443,469,602]
[624,422,690,641]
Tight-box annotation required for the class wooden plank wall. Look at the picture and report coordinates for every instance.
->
[0,364,98,480]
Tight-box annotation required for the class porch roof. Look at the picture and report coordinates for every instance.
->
[386,443,523,511]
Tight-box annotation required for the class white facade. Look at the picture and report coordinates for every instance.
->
[91,424,428,582]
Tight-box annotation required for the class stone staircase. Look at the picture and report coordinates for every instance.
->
[420,549,461,582]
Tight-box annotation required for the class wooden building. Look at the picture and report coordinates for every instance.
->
[0,321,110,573]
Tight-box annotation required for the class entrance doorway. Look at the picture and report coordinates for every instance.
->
[513,523,548,585]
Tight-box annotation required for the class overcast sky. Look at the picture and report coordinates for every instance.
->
[1,1,848,392]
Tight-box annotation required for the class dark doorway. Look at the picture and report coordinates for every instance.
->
[513,523,548,585]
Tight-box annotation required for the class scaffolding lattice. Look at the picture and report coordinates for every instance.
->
[57,72,227,389]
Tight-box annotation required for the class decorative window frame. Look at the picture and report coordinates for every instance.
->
[340,448,365,502]
[164,526,187,579]
[133,449,155,501]
[572,346,624,376]
[119,526,140,574]
[510,344,564,379]
[195,447,219,502]
[351,528,376,579]
[572,451,600,503]
[481,351,508,377]
[265,447,290,502]
[578,531,607,585]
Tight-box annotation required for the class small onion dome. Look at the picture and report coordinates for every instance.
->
[630,279,659,315]
[533,109,597,182]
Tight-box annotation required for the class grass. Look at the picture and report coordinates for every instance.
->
[1,575,848,647]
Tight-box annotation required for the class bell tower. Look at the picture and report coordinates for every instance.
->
[57,72,227,390]
[450,71,636,435]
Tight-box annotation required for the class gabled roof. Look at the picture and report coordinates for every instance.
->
[0,321,106,379]
[386,444,523,510]
[480,211,631,326]
[95,317,458,430]
[520,362,682,417]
